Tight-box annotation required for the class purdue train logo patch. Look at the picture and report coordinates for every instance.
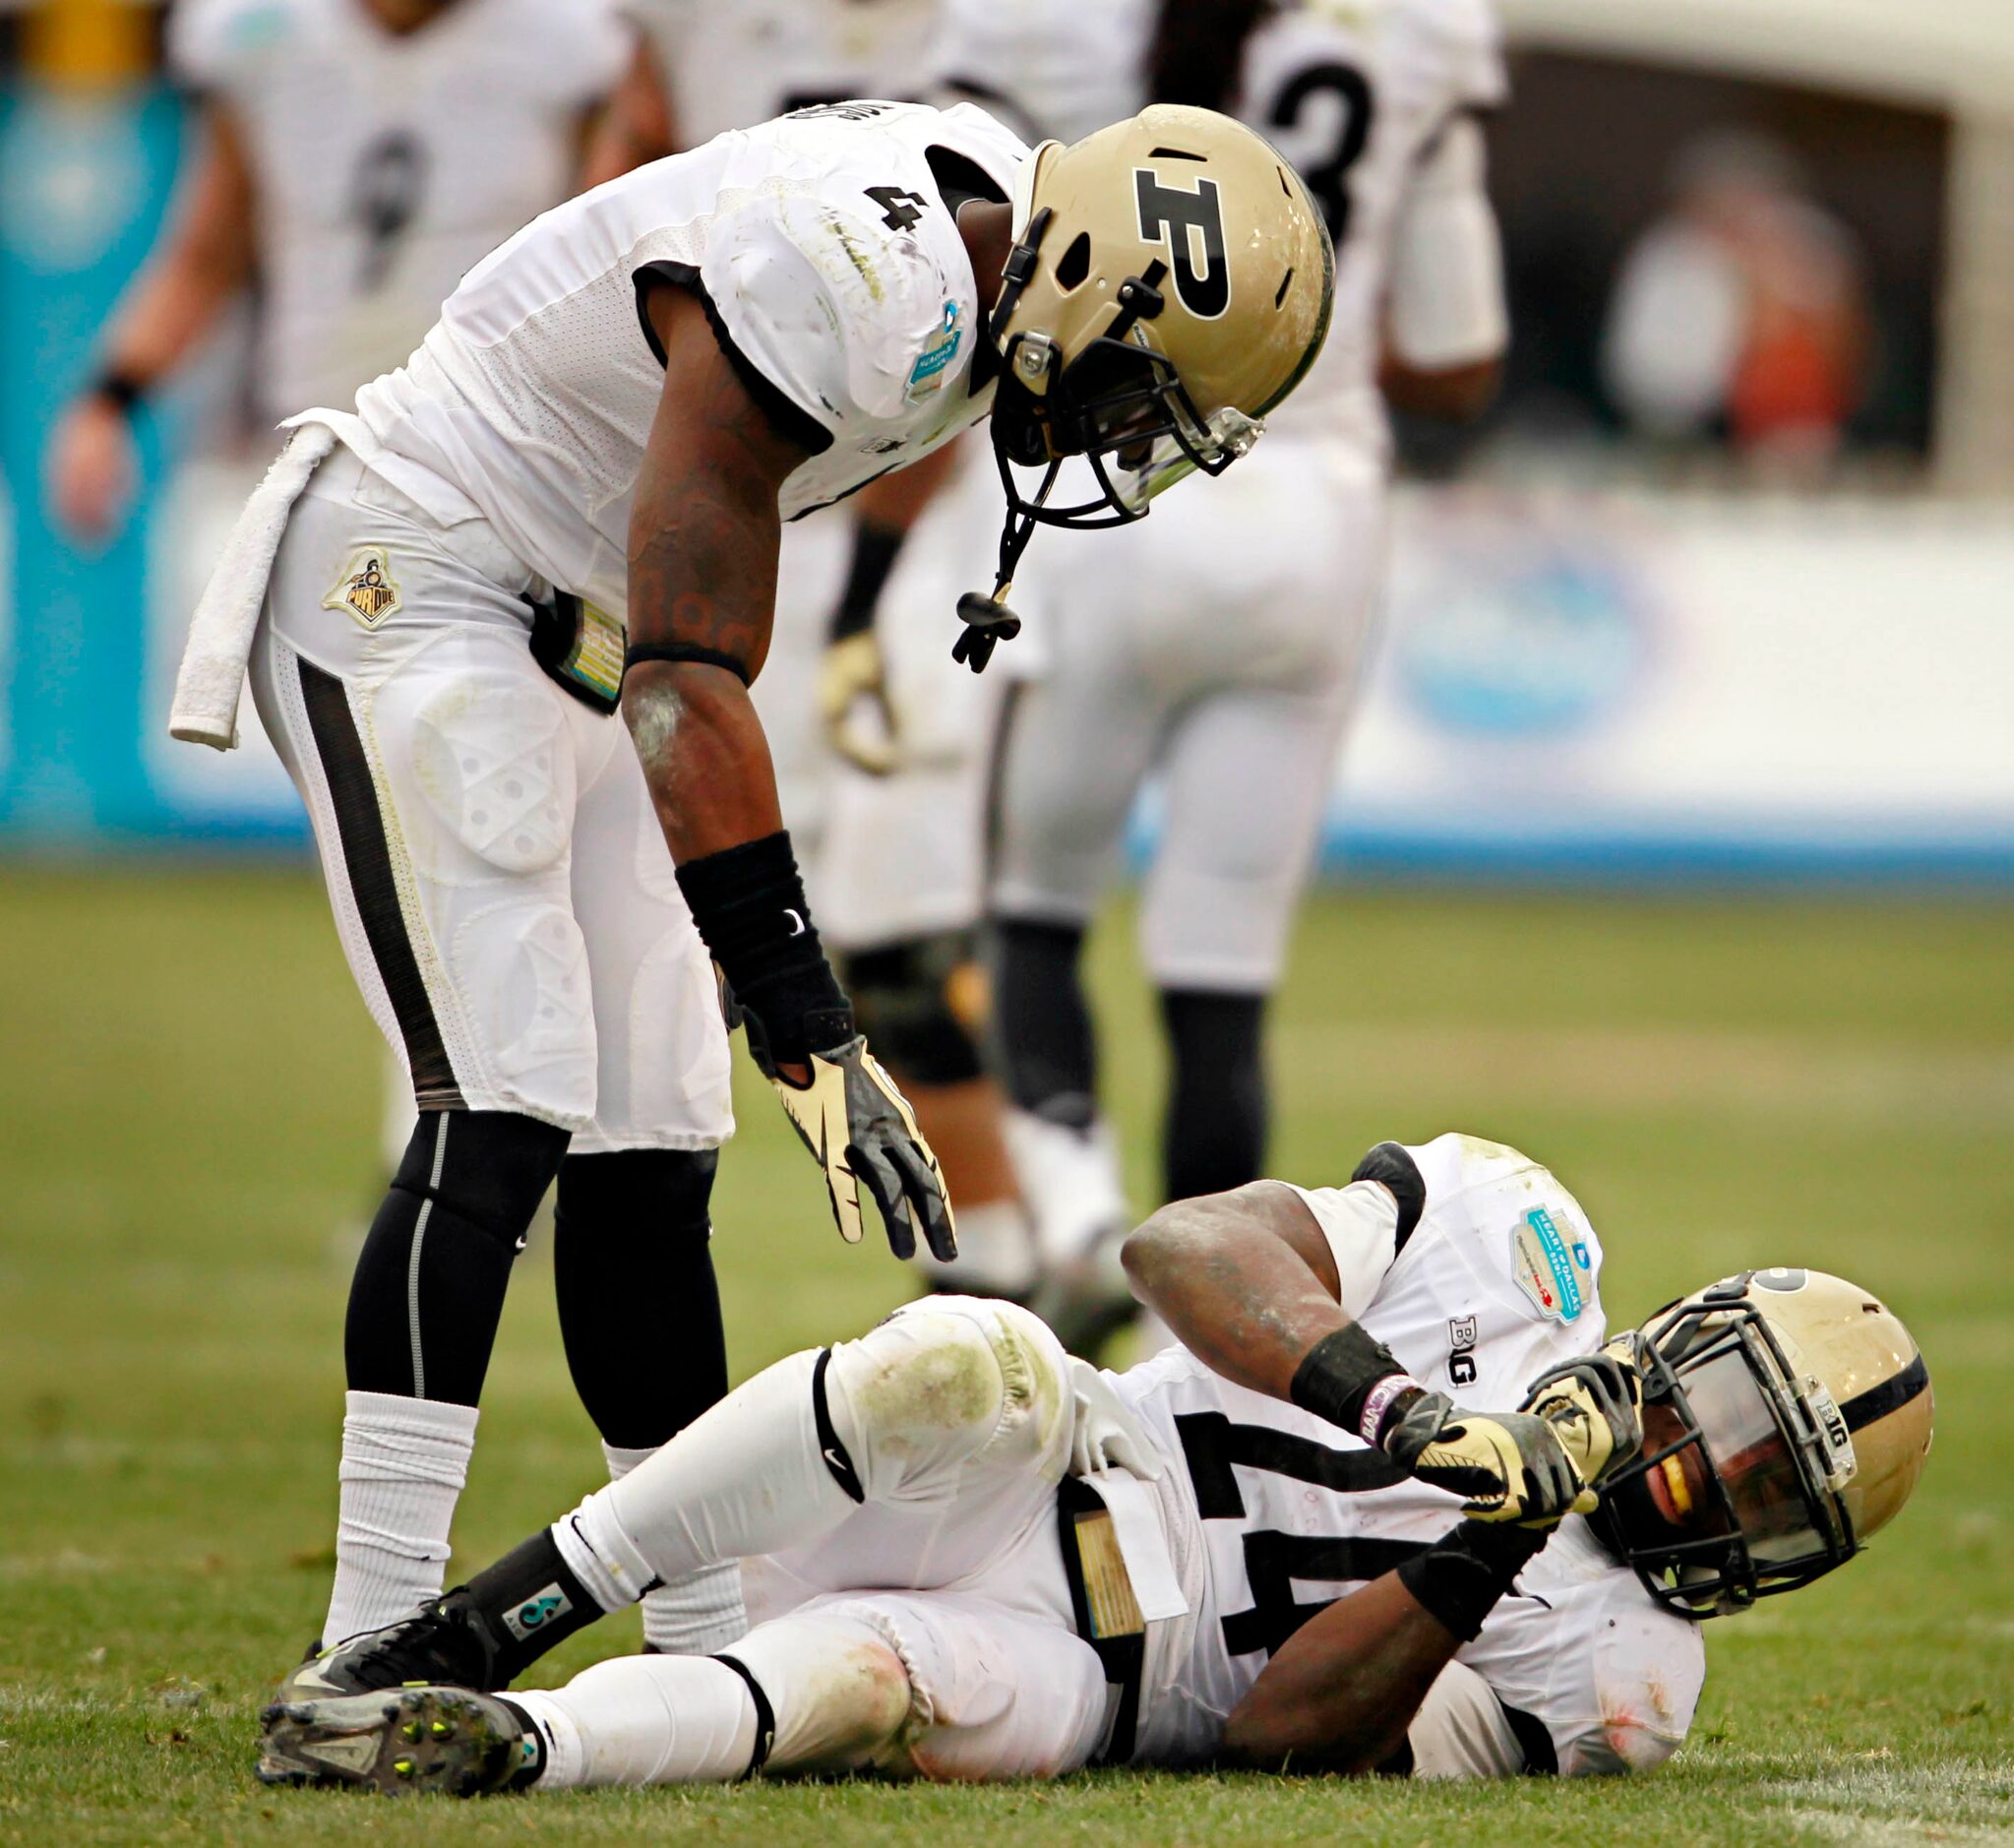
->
[324,546,402,628]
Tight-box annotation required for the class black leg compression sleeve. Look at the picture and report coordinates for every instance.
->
[990,916,1096,1124]
[344,1111,571,1406]
[838,932,987,1088]
[1160,987,1268,1202]
[553,1149,725,1451]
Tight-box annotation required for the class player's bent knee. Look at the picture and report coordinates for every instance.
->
[823,1299,1071,1495]
[393,1108,571,1251]
[840,934,987,1086]
[727,1617,914,1777]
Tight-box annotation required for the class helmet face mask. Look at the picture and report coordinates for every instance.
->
[1598,1292,1857,1618]
[991,319,1262,531]
[1595,1269,1929,1620]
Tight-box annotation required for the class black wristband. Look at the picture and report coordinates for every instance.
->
[675,832,848,1067]
[91,368,147,415]
[1290,1324,1413,1440]
[828,520,906,644]
[1395,1519,1551,1642]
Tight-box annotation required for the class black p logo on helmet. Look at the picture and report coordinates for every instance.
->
[1133,170,1230,319]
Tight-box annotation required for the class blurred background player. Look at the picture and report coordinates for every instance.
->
[40,0,774,1667]
[47,0,629,548]
[597,0,1043,1303]
[971,0,1511,1351]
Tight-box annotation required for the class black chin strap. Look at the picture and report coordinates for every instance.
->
[952,454,1055,673]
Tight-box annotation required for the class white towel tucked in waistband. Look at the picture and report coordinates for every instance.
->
[169,422,336,750]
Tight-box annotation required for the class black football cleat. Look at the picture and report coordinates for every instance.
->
[268,1591,506,1707]
[256,1686,537,1795]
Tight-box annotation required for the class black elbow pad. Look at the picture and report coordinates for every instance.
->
[1350,1141,1426,1251]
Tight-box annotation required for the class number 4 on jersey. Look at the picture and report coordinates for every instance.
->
[865,185,930,232]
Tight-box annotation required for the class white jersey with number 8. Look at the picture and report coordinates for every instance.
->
[170,0,631,423]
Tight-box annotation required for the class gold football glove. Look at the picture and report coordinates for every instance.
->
[1382,1391,1598,1527]
[1521,1336,1645,1491]
[818,632,898,776]
[770,1034,956,1263]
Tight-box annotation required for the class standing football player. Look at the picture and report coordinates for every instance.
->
[47,0,816,1665]
[170,96,1334,1694]
[586,0,1109,1307]
[993,0,1512,1351]
[255,1131,1932,1789]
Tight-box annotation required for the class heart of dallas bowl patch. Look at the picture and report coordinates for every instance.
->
[1511,1205,1591,1323]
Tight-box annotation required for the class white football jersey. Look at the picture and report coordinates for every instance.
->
[1233,0,1507,453]
[929,0,1153,145]
[170,0,630,422]
[625,0,940,145]
[1115,1133,1706,1774]
[318,101,1027,618]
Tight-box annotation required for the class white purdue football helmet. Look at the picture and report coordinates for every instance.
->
[1595,1267,1933,1619]
[956,103,1333,667]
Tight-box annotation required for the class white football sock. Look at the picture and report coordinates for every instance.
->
[565,1350,854,1594]
[914,1199,1037,1298]
[601,1443,748,1654]
[322,1390,478,1644]
[510,1655,758,1788]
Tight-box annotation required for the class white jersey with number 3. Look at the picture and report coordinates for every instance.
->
[1115,1134,1707,1775]
[169,0,630,422]
[1234,0,1507,455]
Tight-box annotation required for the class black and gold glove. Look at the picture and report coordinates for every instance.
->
[677,832,954,1263]
[1382,1391,1597,1527]
[1521,1336,1645,1490]
[763,1013,956,1263]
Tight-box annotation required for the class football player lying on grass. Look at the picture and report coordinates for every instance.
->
[257,1133,1932,1791]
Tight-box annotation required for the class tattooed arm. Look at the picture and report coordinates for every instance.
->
[623,278,812,863]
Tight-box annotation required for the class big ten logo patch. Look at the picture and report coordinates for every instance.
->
[1447,1315,1479,1387]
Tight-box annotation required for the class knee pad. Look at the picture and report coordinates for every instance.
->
[392,1108,571,1250]
[724,1615,913,1776]
[823,1300,1068,1499]
[555,1147,718,1246]
[839,933,987,1087]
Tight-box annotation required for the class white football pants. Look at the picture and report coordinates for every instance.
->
[525,1296,1114,1783]
[248,444,732,1150]
[992,436,1389,991]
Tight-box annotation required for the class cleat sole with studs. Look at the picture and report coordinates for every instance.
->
[254,1687,518,1796]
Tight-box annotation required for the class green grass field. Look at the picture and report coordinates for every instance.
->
[2,867,2010,1845]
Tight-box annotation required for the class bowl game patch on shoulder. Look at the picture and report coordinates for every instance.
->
[1512,1205,1592,1323]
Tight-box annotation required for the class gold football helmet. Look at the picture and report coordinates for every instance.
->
[1595,1268,1933,1619]
[958,104,1334,668]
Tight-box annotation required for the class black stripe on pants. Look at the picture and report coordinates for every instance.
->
[296,654,463,1109]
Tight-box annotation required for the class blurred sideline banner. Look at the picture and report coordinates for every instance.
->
[1326,486,2014,881]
